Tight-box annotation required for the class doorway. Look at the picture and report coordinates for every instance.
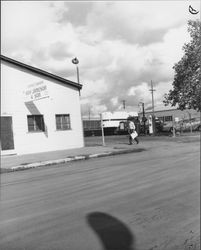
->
[1,116,15,150]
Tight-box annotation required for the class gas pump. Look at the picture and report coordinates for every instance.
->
[148,115,154,134]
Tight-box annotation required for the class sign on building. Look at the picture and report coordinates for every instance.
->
[23,81,49,102]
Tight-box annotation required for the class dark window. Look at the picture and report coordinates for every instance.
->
[164,116,173,121]
[27,115,45,132]
[56,114,71,130]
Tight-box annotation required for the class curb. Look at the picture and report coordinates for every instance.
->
[1,148,145,173]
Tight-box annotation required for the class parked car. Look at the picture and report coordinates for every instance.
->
[161,121,174,132]
[175,117,201,132]
[161,117,201,133]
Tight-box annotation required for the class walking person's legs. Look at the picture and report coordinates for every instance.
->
[135,137,139,144]
[129,135,133,145]
[128,129,134,145]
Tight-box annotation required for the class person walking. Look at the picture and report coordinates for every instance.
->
[127,118,139,145]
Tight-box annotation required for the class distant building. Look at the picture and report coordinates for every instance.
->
[1,55,84,155]
[83,111,139,136]
[139,108,200,122]
[83,119,102,137]
[82,108,200,136]
[102,111,139,135]
[138,108,200,133]
[102,111,138,127]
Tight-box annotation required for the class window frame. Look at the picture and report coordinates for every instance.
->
[55,114,71,131]
[164,116,173,122]
[27,115,45,132]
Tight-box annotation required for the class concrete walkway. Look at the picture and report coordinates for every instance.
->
[1,143,145,172]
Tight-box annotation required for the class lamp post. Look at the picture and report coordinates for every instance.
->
[139,102,146,134]
[72,57,84,146]
[72,57,80,84]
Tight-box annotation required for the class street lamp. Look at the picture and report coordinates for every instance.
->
[72,57,80,84]
[72,57,84,146]
[138,102,146,134]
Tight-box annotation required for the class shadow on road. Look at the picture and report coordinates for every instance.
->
[86,212,136,250]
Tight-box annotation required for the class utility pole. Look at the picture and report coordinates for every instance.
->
[122,100,126,110]
[139,102,146,134]
[186,111,192,133]
[141,102,146,134]
[149,80,155,116]
[88,106,91,121]
[100,113,105,146]
[149,80,156,134]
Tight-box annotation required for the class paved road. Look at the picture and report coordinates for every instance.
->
[0,140,200,250]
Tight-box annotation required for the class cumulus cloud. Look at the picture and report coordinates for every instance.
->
[55,1,93,26]
[1,1,200,117]
[86,1,189,45]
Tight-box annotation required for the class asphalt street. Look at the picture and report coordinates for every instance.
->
[0,139,200,250]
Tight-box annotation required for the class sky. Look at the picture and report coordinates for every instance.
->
[1,0,200,117]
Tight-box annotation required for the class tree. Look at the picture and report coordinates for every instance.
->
[164,20,201,111]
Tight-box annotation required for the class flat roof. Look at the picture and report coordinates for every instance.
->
[1,55,82,90]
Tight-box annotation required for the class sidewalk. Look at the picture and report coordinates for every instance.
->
[1,143,145,173]
[1,133,199,173]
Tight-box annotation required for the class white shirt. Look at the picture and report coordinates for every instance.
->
[128,121,135,130]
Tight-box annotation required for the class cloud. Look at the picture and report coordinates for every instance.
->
[81,97,107,118]
[85,1,189,45]
[2,1,200,117]
[55,2,93,26]
[48,42,74,61]
[1,2,54,52]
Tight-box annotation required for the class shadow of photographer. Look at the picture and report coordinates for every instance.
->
[87,212,136,250]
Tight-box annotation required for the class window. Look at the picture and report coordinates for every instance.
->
[164,116,173,121]
[56,114,71,130]
[27,115,45,132]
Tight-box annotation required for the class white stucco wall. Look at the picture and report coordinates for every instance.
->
[1,61,84,155]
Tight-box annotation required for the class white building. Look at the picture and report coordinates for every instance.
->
[1,55,84,155]
[102,111,138,128]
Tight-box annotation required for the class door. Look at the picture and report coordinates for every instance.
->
[1,116,14,150]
